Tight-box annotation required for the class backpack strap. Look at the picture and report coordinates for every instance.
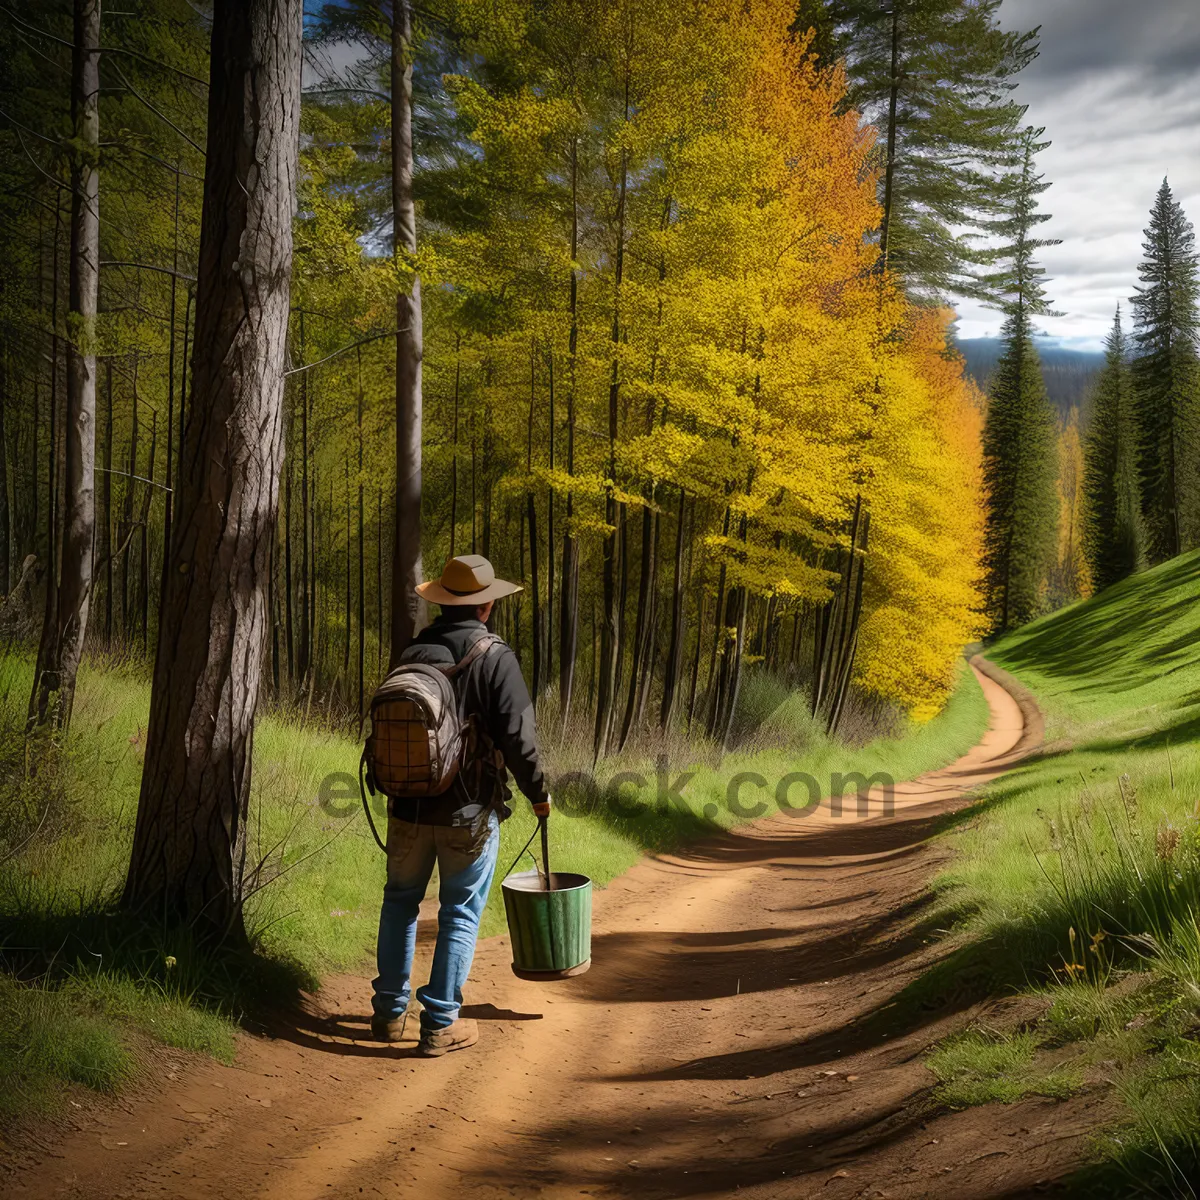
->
[440,632,502,680]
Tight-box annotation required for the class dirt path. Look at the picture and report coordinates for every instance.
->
[13,659,1105,1200]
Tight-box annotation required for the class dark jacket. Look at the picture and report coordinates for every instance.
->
[390,614,548,826]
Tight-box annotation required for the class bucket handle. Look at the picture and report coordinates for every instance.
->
[502,815,551,888]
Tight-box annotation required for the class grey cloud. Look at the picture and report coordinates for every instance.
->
[1003,0,1200,83]
[957,0,1200,348]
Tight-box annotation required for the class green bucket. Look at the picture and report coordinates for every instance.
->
[501,869,592,980]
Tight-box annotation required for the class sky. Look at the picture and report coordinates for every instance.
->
[951,0,1200,351]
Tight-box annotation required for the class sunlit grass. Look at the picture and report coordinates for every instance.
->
[917,549,1200,1192]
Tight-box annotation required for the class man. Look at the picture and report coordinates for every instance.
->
[371,554,551,1056]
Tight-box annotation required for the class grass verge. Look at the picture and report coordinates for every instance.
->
[913,550,1200,1196]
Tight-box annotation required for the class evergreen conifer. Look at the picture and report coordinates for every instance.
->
[1083,308,1145,589]
[1130,179,1200,561]
[827,0,1039,298]
[978,130,1059,630]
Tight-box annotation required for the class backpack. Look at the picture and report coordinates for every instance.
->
[359,633,501,849]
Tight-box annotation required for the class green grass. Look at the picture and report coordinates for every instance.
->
[914,550,1200,1194]
[927,1027,1082,1107]
[0,649,988,1125]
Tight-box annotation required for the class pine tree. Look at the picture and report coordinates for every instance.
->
[830,0,1039,298]
[1083,308,1144,589]
[123,0,304,939]
[1130,179,1200,562]
[978,130,1059,631]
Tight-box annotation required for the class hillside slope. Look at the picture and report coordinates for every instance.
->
[925,550,1200,1196]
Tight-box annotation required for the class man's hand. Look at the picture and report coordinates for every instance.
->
[532,795,551,820]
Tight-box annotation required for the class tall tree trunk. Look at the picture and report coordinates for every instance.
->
[356,351,366,723]
[29,1,100,730]
[269,518,280,694]
[706,582,735,740]
[618,499,654,749]
[527,346,542,700]
[102,360,113,639]
[310,468,319,693]
[659,487,687,730]
[283,449,294,682]
[825,497,863,703]
[635,503,661,728]
[122,0,303,941]
[343,460,352,684]
[376,487,384,675]
[720,587,747,751]
[178,286,192,491]
[138,412,157,655]
[878,2,901,267]
[161,164,180,583]
[546,353,555,687]
[515,500,525,667]
[482,417,493,558]
[121,385,137,640]
[827,513,870,736]
[292,309,307,686]
[0,345,9,597]
[594,106,628,760]
[30,210,42,562]
[557,138,581,726]
[389,0,424,665]
[450,333,459,557]
[48,201,63,590]
[704,508,731,706]
[686,586,705,731]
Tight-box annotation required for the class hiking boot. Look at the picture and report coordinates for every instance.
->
[417,1018,479,1057]
[370,1011,413,1043]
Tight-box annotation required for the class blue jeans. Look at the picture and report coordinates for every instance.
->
[371,812,499,1031]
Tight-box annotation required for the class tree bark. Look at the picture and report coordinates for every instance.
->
[28,0,100,731]
[0,345,9,597]
[343,461,352,689]
[618,499,654,749]
[827,512,870,736]
[162,164,180,583]
[121,0,303,941]
[283,448,294,682]
[388,0,425,665]
[720,587,747,751]
[686,585,705,731]
[450,333,459,556]
[557,138,581,727]
[545,353,555,687]
[138,411,157,654]
[102,360,113,640]
[356,351,366,723]
[879,2,901,268]
[527,347,542,701]
[659,487,687,730]
[121,379,138,640]
[635,503,661,728]
[376,487,384,675]
[594,110,628,760]
[292,309,307,686]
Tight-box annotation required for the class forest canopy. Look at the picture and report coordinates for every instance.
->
[0,0,998,749]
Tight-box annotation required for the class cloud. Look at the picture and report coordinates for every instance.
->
[952,0,1200,350]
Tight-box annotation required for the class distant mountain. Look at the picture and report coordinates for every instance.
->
[957,337,1104,416]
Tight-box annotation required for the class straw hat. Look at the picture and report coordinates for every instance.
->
[415,555,524,606]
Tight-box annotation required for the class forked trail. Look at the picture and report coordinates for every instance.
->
[14,659,1101,1200]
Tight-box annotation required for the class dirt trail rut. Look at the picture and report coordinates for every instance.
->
[13,658,1103,1200]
